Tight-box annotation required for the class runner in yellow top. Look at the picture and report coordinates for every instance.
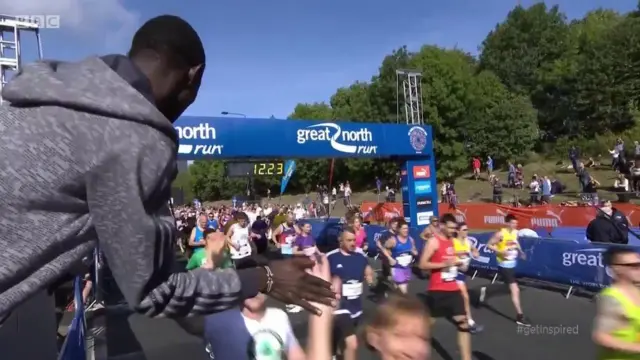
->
[479,214,530,326]
[593,246,640,359]
[453,222,483,333]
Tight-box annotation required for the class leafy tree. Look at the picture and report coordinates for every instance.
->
[182,3,640,202]
[480,3,570,96]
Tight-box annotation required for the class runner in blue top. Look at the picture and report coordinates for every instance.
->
[188,214,208,255]
[206,213,219,231]
[381,221,418,294]
[327,226,373,360]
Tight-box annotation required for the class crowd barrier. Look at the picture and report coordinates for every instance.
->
[58,276,87,360]
[305,219,639,298]
[360,201,640,229]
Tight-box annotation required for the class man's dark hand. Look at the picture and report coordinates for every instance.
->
[264,256,336,315]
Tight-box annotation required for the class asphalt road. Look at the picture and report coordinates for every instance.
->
[94,272,596,360]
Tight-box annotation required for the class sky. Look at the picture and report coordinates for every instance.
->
[3,0,638,119]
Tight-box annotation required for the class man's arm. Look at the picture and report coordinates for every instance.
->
[86,150,264,317]
[381,238,396,264]
[271,225,282,247]
[486,232,502,253]
[593,294,640,353]
[187,227,202,247]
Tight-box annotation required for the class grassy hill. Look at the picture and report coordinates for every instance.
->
[204,160,634,215]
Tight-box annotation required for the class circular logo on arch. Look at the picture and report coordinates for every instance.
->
[408,126,427,153]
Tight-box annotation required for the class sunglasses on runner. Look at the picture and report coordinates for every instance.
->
[612,262,640,268]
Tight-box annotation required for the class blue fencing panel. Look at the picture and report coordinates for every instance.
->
[58,276,86,360]
[466,235,640,290]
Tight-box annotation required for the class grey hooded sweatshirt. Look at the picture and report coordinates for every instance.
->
[0,56,263,320]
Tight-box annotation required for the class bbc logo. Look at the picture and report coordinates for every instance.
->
[14,15,60,29]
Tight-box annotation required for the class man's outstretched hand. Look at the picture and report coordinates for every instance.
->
[263,256,337,315]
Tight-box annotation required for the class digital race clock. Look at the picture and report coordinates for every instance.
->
[225,161,285,177]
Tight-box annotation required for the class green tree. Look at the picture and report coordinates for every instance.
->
[480,3,570,96]
[535,9,625,138]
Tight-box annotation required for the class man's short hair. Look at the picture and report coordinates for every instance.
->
[129,15,205,68]
[342,226,356,235]
[203,228,216,239]
[440,213,457,224]
[505,214,517,223]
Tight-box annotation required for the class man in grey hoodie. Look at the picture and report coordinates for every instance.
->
[0,15,334,328]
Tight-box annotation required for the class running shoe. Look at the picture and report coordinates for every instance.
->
[516,314,531,326]
[478,286,487,304]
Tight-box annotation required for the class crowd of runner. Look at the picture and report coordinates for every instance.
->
[171,200,513,360]
[175,202,640,360]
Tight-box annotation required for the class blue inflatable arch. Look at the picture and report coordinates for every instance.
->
[173,116,438,227]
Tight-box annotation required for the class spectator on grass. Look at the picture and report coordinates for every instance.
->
[613,173,630,203]
[472,156,481,180]
[541,176,552,203]
[610,138,625,172]
[385,186,396,202]
[585,157,598,168]
[440,182,449,203]
[507,162,516,187]
[569,146,580,172]
[583,176,601,205]
[446,183,457,209]
[630,159,640,193]
[576,162,590,192]
[528,175,540,205]
[492,177,503,204]
[515,164,524,189]
[486,155,494,181]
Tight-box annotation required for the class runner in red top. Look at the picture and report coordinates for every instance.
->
[419,213,472,360]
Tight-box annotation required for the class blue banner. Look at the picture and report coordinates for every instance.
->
[307,220,632,291]
[280,160,296,195]
[173,117,433,159]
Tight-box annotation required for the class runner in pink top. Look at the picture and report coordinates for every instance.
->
[353,216,368,253]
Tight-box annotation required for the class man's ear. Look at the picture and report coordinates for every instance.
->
[188,64,205,86]
[365,326,380,351]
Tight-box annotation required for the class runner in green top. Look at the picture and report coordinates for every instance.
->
[186,228,234,270]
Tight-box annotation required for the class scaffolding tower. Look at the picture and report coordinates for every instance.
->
[395,69,424,125]
[0,15,43,104]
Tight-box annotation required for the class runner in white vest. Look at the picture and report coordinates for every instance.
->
[226,212,258,269]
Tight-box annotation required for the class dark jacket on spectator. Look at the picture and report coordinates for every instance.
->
[586,208,629,245]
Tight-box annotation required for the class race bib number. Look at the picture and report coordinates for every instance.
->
[280,244,293,255]
[396,254,413,267]
[459,255,471,267]
[442,266,458,282]
[342,282,363,299]
[505,248,518,260]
